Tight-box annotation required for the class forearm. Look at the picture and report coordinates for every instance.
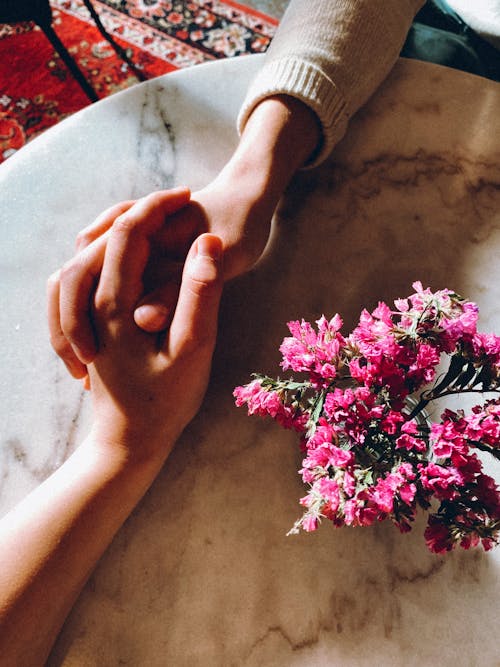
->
[189,94,320,279]
[208,0,426,273]
[239,0,425,164]
[22,201,223,661]
[0,436,166,665]
[221,94,320,199]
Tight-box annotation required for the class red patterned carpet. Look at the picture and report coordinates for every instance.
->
[0,1,277,163]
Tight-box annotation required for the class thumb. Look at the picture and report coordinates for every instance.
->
[168,234,224,356]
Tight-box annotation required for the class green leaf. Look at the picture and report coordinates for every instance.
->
[306,390,326,436]
[284,381,310,391]
[312,391,326,423]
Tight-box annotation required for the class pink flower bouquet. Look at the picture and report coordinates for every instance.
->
[234,283,500,554]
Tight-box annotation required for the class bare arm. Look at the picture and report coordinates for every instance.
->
[0,192,224,665]
[49,0,425,375]
[49,95,320,377]
[239,0,425,164]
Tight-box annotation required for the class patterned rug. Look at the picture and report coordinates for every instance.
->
[0,1,277,163]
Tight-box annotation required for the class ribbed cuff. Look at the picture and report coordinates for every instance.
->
[237,56,350,167]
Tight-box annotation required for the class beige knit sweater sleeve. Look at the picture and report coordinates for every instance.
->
[237,0,425,165]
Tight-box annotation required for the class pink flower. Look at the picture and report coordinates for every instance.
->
[424,518,453,554]
[368,467,417,514]
[354,501,381,526]
[407,343,440,385]
[430,414,467,459]
[349,356,408,398]
[460,533,481,550]
[465,399,500,447]
[469,331,500,361]
[328,446,355,467]
[401,419,418,434]
[301,442,355,482]
[442,301,479,340]
[305,419,336,447]
[396,433,427,453]
[318,478,341,514]
[233,380,306,432]
[394,297,409,312]
[280,316,346,383]
[418,463,464,500]
[399,481,417,505]
[350,307,397,358]
[380,410,405,435]
[302,514,318,532]
[343,499,357,525]
[371,479,397,513]
[372,301,394,326]
[342,469,357,496]
[234,283,499,554]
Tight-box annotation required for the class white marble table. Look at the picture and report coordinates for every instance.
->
[1,54,499,666]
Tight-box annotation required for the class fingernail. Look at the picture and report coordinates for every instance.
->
[171,185,191,197]
[197,234,222,260]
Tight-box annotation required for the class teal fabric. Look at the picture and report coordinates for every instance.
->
[401,0,500,82]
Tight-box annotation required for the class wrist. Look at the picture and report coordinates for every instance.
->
[87,419,177,472]
[187,97,321,280]
[212,95,320,222]
[231,95,321,192]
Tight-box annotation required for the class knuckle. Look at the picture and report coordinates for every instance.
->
[112,212,137,235]
[75,229,93,248]
[48,326,64,352]
[49,327,73,359]
[94,290,124,322]
[141,190,166,207]
[187,275,216,298]
[59,255,83,284]
[186,261,220,298]
[62,316,81,344]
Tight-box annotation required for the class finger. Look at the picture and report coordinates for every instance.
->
[75,200,135,252]
[152,200,207,260]
[134,260,183,332]
[134,278,181,332]
[168,234,223,357]
[59,234,107,364]
[47,270,88,379]
[96,187,191,320]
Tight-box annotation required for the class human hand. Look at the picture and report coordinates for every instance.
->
[0,218,221,667]
[49,96,320,377]
[84,210,223,459]
[132,94,321,330]
[47,188,192,380]
[48,179,273,379]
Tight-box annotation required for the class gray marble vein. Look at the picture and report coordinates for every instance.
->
[0,55,499,666]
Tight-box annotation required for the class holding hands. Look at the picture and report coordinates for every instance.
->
[0,188,224,665]
[48,180,270,380]
[49,187,224,459]
[49,96,321,381]
[3,96,320,660]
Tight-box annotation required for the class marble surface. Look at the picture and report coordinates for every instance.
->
[1,54,500,665]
